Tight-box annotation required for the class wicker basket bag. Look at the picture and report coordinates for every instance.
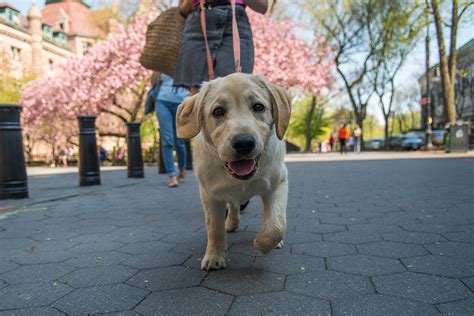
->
[139,7,185,76]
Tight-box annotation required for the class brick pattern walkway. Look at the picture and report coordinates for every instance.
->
[0,158,473,315]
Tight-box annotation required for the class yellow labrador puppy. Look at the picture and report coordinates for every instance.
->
[176,73,291,270]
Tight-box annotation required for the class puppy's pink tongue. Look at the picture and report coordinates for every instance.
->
[228,159,256,176]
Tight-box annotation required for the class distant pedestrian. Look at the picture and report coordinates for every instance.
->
[148,71,189,187]
[328,134,334,152]
[58,147,68,167]
[338,123,350,155]
[353,124,362,153]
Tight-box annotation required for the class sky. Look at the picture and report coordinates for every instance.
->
[10,0,474,122]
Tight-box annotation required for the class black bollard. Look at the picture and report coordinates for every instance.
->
[185,140,193,170]
[158,129,166,174]
[0,104,28,199]
[127,122,144,178]
[78,116,101,186]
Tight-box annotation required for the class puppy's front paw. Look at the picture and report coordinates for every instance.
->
[201,253,226,270]
[254,227,284,254]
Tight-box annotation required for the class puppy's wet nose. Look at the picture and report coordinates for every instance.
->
[232,134,256,155]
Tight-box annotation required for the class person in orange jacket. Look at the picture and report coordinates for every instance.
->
[338,123,350,155]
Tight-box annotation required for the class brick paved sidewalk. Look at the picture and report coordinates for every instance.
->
[0,158,473,315]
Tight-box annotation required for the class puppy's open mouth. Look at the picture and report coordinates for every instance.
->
[225,157,260,180]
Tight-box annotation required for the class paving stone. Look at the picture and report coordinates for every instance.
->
[346,223,402,233]
[403,255,474,278]
[357,241,428,258]
[118,240,174,255]
[0,307,65,316]
[0,279,7,289]
[33,240,79,252]
[59,265,137,288]
[424,241,474,259]
[0,261,20,274]
[333,294,439,316]
[230,291,331,315]
[134,287,233,315]
[1,263,76,284]
[437,297,474,315]
[65,251,132,268]
[69,241,124,253]
[328,254,406,276]
[463,277,474,291]
[53,284,147,315]
[0,238,35,251]
[321,217,369,225]
[202,269,285,295]
[373,272,471,304]
[401,223,458,234]
[382,231,447,244]
[443,231,474,242]
[324,231,382,244]
[296,222,346,234]
[8,250,72,265]
[286,270,374,300]
[29,230,79,242]
[104,226,166,243]
[121,251,188,270]
[291,241,357,258]
[185,252,254,270]
[0,282,73,310]
[281,231,322,244]
[126,266,206,291]
[252,251,325,275]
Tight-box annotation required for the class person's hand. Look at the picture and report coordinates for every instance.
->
[179,0,193,17]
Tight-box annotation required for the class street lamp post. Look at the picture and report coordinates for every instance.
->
[424,11,433,150]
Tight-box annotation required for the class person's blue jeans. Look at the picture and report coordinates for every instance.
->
[156,99,186,177]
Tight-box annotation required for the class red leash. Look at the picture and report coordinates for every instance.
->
[200,0,241,80]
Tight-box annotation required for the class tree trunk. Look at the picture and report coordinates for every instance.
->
[384,115,390,150]
[431,0,457,123]
[304,96,317,152]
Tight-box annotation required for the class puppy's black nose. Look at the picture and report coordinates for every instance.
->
[232,134,256,154]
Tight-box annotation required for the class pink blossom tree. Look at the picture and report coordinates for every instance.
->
[20,12,155,158]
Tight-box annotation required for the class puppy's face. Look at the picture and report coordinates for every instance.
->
[177,73,291,180]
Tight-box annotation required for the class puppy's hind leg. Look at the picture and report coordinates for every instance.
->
[254,179,288,254]
[200,191,227,271]
[225,203,240,232]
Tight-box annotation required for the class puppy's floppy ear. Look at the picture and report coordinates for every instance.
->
[255,75,292,140]
[176,84,210,139]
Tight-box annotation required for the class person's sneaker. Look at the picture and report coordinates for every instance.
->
[168,176,179,188]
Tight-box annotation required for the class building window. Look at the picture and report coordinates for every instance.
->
[48,59,54,72]
[5,8,20,25]
[10,46,21,62]
[59,22,64,31]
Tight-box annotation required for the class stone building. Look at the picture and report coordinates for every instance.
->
[419,39,474,146]
[0,0,101,77]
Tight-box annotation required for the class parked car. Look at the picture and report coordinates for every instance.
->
[399,134,424,150]
[366,138,385,150]
[388,135,402,150]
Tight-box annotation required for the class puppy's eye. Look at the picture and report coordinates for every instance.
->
[212,107,225,117]
[253,103,265,112]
